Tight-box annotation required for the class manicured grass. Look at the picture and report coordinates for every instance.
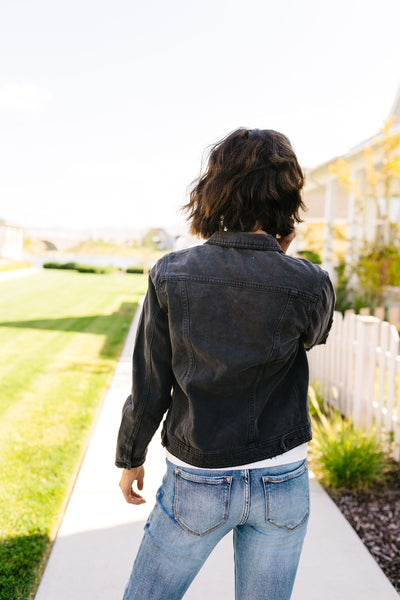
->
[0,270,147,600]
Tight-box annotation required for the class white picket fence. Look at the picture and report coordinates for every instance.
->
[308,311,400,461]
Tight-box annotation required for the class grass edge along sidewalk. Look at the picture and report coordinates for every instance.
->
[0,270,148,600]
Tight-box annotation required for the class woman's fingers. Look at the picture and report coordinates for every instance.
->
[119,467,146,505]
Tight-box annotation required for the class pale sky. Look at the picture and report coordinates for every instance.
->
[1,0,400,232]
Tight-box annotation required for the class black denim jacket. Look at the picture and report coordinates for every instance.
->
[115,232,335,469]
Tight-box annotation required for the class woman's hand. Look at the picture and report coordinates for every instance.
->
[119,466,146,505]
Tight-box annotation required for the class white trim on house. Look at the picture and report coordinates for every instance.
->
[0,224,23,260]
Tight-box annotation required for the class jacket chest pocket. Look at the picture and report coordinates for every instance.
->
[262,461,310,530]
[174,469,232,536]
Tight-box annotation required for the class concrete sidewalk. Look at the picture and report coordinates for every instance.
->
[0,267,40,281]
[35,307,399,600]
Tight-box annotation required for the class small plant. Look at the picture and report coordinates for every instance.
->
[308,383,327,421]
[298,250,321,264]
[333,259,354,314]
[388,254,400,286]
[354,243,400,308]
[308,386,390,490]
[126,266,144,274]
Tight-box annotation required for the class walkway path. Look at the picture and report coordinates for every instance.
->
[0,267,40,281]
[34,306,399,599]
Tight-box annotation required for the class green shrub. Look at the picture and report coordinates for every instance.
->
[388,255,400,286]
[333,259,354,314]
[355,244,400,307]
[333,244,400,313]
[43,262,78,271]
[59,262,79,270]
[74,264,99,273]
[308,384,327,421]
[126,266,144,274]
[75,264,115,274]
[309,396,390,490]
[299,250,321,264]
[42,262,63,269]
[42,262,116,274]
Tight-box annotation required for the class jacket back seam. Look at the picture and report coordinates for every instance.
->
[159,274,319,300]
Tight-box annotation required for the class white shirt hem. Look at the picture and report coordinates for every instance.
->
[166,443,308,471]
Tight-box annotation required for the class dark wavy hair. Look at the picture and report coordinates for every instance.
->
[183,128,306,239]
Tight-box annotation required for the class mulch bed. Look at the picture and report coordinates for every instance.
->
[326,464,400,593]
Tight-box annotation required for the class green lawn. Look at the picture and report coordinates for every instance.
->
[0,270,147,600]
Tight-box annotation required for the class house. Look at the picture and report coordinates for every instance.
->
[300,85,400,278]
[0,222,23,261]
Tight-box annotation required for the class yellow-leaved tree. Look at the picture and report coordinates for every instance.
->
[329,117,400,310]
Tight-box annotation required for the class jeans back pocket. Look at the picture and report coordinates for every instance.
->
[174,469,232,536]
[262,461,310,531]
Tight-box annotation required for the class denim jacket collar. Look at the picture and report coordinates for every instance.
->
[205,231,284,252]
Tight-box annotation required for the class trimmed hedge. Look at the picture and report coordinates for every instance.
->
[59,262,79,270]
[43,262,116,274]
[75,264,115,274]
[42,262,63,270]
[43,262,146,275]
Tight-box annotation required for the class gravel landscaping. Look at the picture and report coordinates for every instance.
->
[327,464,400,593]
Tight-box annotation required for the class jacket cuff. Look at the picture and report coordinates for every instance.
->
[115,454,146,469]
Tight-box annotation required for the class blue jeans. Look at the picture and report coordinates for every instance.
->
[123,458,309,600]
